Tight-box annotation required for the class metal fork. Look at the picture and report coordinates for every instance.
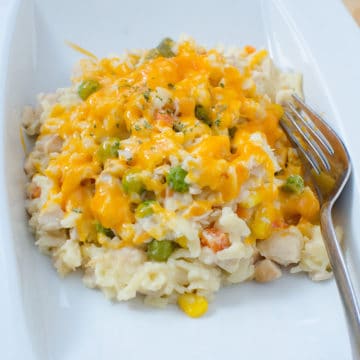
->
[280,94,360,358]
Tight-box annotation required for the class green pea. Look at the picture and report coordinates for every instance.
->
[95,222,115,238]
[122,171,144,194]
[167,166,189,193]
[195,104,211,126]
[78,79,101,100]
[135,200,156,218]
[157,38,175,58]
[147,239,176,262]
[97,138,121,162]
[282,175,305,194]
[145,38,175,60]
[145,48,160,60]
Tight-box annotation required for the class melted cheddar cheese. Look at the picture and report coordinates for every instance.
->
[34,38,319,249]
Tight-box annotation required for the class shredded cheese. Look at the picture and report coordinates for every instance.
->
[31,38,319,249]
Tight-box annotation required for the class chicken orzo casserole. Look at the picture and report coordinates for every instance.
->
[23,36,334,317]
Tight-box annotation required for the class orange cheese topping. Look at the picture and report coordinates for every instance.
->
[34,38,319,247]
[91,177,133,234]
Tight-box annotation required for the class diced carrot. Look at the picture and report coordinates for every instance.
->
[200,227,230,252]
[244,45,256,54]
[155,111,174,127]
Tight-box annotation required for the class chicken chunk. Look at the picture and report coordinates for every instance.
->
[254,259,282,282]
[24,152,37,177]
[37,203,65,231]
[257,226,303,266]
[22,106,41,136]
[35,134,63,153]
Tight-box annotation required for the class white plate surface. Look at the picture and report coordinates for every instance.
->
[1,1,360,359]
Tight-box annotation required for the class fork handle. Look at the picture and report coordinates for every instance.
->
[321,203,360,359]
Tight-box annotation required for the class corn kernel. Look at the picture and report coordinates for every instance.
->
[178,293,208,318]
[250,204,276,239]
[176,236,188,248]
[251,217,271,239]
[50,104,64,117]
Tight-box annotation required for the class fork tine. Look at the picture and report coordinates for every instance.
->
[279,118,321,174]
[291,94,335,155]
[284,109,331,171]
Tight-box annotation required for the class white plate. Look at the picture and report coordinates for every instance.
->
[1,0,360,359]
